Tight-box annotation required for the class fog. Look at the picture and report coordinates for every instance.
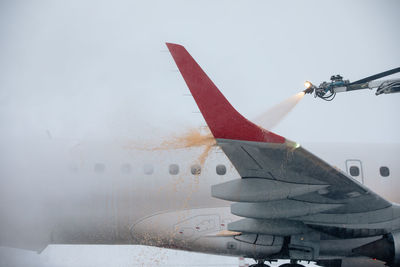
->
[1,0,399,143]
[0,0,399,266]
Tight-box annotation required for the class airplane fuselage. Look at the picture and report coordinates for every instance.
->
[0,138,398,259]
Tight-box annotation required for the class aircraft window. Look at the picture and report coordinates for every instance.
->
[143,164,154,175]
[94,163,106,173]
[191,164,201,175]
[216,164,226,175]
[349,166,360,177]
[121,163,131,174]
[380,166,390,177]
[169,164,179,175]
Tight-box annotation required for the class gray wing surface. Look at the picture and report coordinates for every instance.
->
[213,139,400,238]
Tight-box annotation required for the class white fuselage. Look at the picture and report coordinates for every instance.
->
[0,138,398,256]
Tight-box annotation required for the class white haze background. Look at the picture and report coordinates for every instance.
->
[0,0,399,266]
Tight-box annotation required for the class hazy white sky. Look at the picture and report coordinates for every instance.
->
[0,0,398,266]
[0,0,399,144]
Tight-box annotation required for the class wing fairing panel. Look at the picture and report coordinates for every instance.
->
[228,218,310,236]
[231,200,342,220]
[211,178,328,202]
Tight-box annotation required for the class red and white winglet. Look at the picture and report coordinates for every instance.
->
[166,43,285,144]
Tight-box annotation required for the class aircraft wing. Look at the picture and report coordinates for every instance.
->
[166,43,400,243]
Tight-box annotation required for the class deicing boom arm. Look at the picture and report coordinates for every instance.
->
[304,67,400,100]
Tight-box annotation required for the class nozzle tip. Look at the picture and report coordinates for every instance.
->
[303,87,314,94]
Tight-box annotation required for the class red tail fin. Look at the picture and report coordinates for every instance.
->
[166,43,285,144]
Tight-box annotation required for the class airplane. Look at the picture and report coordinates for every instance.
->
[0,43,399,267]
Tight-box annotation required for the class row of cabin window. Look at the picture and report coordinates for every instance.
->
[86,164,391,177]
[349,166,391,177]
[144,163,227,175]
[90,163,227,176]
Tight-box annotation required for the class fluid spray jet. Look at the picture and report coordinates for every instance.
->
[253,91,305,130]
[303,67,400,101]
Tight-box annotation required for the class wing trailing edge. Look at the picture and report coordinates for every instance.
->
[166,43,285,144]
